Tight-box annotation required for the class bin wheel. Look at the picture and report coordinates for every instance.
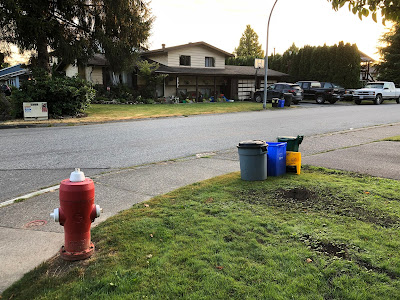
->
[316,95,325,104]
[354,99,361,105]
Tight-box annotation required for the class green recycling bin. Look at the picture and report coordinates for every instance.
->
[277,135,304,152]
[237,140,268,181]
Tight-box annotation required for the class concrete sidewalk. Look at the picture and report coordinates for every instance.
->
[1,123,400,293]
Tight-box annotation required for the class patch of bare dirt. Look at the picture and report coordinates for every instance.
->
[235,187,400,228]
[299,234,350,259]
[298,234,399,279]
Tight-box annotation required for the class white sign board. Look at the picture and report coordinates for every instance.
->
[23,102,48,120]
[254,58,265,69]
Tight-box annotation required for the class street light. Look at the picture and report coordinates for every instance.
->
[263,0,279,109]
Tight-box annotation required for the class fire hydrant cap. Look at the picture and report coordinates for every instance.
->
[70,168,86,182]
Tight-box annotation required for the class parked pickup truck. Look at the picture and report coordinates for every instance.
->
[296,81,340,104]
[353,81,400,105]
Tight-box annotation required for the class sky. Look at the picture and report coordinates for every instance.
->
[5,0,392,65]
[148,0,392,61]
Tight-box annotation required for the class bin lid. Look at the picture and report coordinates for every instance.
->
[237,140,267,148]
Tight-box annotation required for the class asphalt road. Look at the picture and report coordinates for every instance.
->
[1,102,400,202]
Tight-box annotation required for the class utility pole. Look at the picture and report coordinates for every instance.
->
[263,0,279,109]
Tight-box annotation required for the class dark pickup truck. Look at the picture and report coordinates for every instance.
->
[296,81,340,104]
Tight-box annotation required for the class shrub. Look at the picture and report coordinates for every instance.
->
[93,83,137,103]
[0,92,12,120]
[11,71,95,118]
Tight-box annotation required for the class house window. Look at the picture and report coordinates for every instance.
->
[180,55,191,66]
[205,57,215,67]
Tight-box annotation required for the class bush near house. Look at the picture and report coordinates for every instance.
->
[11,71,95,118]
[93,84,139,104]
[0,92,12,120]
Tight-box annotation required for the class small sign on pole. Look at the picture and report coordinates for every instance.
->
[254,58,265,69]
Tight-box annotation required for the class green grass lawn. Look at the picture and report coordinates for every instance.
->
[3,167,400,299]
[85,102,267,121]
[1,102,269,126]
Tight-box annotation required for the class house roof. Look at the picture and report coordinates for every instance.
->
[0,64,30,80]
[155,64,288,78]
[143,42,235,58]
[359,50,375,62]
[87,53,108,66]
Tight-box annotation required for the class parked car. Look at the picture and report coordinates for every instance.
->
[296,81,340,104]
[253,82,303,104]
[353,81,400,105]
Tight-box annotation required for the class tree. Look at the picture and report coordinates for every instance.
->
[0,51,5,68]
[234,25,265,58]
[0,0,153,73]
[377,23,400,83]
[137,60,167,99]
[328,0,400,23]
[268,43,360,87]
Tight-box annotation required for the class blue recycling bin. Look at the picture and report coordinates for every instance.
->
[267,142,287,176]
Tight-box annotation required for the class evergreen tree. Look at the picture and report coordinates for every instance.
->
[225,56,257,66]
[319,44,332,82]
[332,42,346,84]
[234,25,265,58]
[0,0,153,73]
[268,54,283,72]
[377,23,400,83]
[297,46,313,80]
[270,42,360,86]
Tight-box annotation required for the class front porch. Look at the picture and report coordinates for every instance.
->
[155,65,289,101]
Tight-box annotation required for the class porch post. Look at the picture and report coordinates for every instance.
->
[196,76,199,101]
[176,76,179,98]
[163,77,166,97]
[214,77,217,100]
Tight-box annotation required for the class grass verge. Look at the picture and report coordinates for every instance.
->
[1,102,269,126]
[3,166,400,299]
[383,135,400,142]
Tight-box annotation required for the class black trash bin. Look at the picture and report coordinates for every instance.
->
[283,93,292,106]
[277,135,304,152]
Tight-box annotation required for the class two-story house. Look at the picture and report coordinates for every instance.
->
[142,41,288,100]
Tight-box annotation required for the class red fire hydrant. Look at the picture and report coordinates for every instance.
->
[50,168,101,261]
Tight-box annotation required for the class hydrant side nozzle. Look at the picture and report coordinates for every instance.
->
[90,204,101,222]
[96,205,102,218]
[50,208,59,222]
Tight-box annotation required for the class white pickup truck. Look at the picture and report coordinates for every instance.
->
[353,81,400,105]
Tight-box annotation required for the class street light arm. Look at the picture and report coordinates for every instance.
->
[263,0,279,109]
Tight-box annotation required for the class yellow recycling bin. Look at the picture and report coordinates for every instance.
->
[286,151,301,175]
